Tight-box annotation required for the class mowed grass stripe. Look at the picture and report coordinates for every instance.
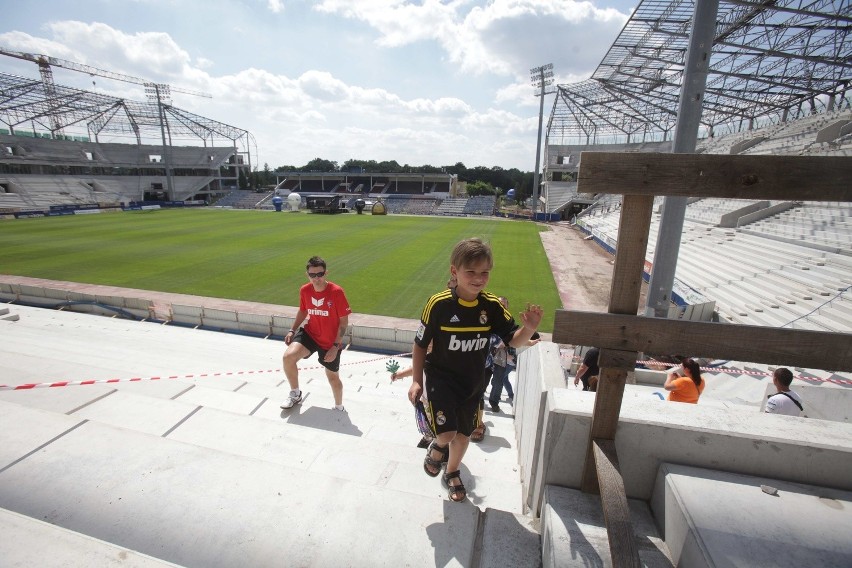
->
[0,209,561,331]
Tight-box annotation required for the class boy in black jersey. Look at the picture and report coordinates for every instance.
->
[408,238,543,502]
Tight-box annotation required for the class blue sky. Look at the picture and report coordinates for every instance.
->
[0,0,635,171]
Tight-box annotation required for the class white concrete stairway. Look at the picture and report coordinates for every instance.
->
[0,307,541,567]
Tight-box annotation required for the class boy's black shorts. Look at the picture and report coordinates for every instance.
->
[292,328,342,372]
[424,370,487,437]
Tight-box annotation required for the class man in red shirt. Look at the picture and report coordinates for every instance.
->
[280,256,352,410]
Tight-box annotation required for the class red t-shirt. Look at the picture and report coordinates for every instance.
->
[299,281,351,349]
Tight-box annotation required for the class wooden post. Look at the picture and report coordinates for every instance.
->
[593,439,641,568]
[580,194,653,492]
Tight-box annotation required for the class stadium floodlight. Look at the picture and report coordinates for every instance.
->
[531,64,554,219]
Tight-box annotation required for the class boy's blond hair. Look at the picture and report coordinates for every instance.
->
[450,238,493,269]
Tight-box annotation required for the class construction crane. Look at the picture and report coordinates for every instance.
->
[0,47,211,102]
[0,46,213,199]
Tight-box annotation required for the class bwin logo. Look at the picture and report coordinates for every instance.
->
[448,334,488,352]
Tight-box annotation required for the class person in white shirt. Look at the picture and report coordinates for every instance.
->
[765,367,804,417]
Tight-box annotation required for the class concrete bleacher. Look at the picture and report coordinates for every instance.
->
[695,108,852,158]
[1,134,236,207]
[434,197,469,216]
[3,284,851,566]
[463,195,496,215]
[0,303,533,567]
[742,201,852,253]
[573,191,851,333]
[0,176,101,208]
[212,189,273,209]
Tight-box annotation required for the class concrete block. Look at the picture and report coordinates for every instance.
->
[515,342,564,513]
[530,388,852,509]
[651,463,852,568]
[541,485,671,568]
[170,304,203,326]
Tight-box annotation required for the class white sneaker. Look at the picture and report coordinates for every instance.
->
[333,404,346,412]
[280,389,303,409]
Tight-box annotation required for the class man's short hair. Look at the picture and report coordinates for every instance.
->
[306,256,326,270]
[773,367,794,388]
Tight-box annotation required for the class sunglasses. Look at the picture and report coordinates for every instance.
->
[307,271,326,278]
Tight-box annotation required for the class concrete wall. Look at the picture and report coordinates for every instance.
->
[513,342,566,514]
[761,382,852,423]
[528,386,852,514]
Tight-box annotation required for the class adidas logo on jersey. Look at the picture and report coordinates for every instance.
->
[450,315,460,323]
[448,334,488,352]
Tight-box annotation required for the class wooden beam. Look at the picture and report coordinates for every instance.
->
[609,194,654,315]
[581,195,652,491]
[578,152,852,202]
[554,310,852,372]
[592,438,641,568]
[581,348,635,494]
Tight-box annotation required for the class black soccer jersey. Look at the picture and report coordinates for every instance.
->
[416,288,518,392]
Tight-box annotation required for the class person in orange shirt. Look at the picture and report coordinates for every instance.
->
[664,358,704,403]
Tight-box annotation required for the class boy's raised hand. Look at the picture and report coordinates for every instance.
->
[520,303,544,330]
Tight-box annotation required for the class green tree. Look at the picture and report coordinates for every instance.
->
[302,158,338,172]
[465,180,495,196]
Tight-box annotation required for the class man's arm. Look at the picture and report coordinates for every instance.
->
[322,315,349,362]
[285,309,308,345]
[574,363,589,387]
[765,395,780,413]
[334,315,349,346]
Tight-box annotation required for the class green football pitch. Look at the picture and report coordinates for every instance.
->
[0,208,561,332]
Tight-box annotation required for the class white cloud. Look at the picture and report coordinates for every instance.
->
[0,2,635,170]
[313,0,628,77]
[45,21,191,80]
[298,70,349,102]
[266,0,284,13]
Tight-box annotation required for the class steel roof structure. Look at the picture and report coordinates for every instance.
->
[0,72,251,150]
[547,0,852,145]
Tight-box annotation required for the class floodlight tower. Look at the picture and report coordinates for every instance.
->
[530,63,554,220]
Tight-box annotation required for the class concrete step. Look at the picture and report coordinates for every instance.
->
[1,304,543,566]
[541,485,672,567]
[0,507,183,567]
[0,402,483,567]
[0,383,526,513]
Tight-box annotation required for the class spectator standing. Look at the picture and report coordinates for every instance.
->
[765,367,804,416]
[574,347,600,391]
[280,256,352,411]
[487,296,540,411]
[409,238,542,502]
[664,357,704,404]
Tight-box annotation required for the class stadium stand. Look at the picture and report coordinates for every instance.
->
[433,197,468,215]
[463,195,496,215]
[0,71,252,210]
[2,4,850,564]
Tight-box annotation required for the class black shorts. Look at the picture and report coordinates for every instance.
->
[292,328,341,372]
[423,370,488,437]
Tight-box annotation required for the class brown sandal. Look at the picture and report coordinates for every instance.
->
[423,441,448,477]
[470,423,486,443]
[442,470,466,502]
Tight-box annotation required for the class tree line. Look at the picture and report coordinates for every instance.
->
[248,158,535,203]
